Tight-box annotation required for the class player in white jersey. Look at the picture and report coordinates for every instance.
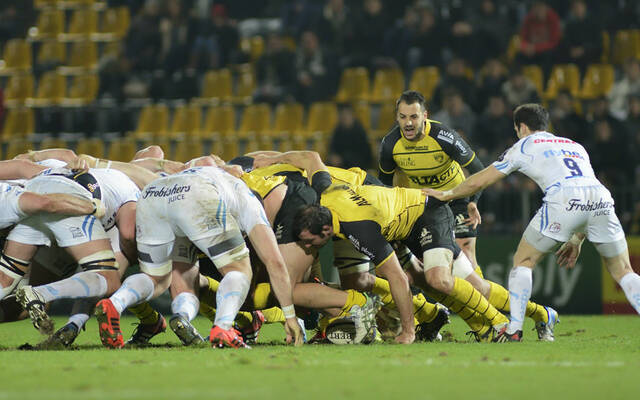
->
[0,167,139,335]
[425,103,640,341]
[95,160,302,348]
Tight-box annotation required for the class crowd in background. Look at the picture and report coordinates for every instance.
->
[1,0,640,234]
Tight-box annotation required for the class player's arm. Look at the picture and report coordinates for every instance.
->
[130,157,186,174]
[0,159,47,180]
[18,191,103,218]
[14,148,77,163]
[556,232,586,269]
[424,165,505,202]
[75,155,160,189]
[377,133,398,187]
[253,150,329,178]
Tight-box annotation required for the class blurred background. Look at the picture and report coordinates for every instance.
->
[1,0,640,241]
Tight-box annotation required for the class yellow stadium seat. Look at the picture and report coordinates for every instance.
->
[59,9,98,41]
[271,102,304,138]
[76,138,105,158]
[373,102,396,139]
[133,104,169,139]
[36,40,66,68]
[4,73,35,107]
[0,39,32,75]
[58,40,97,75]
[169,103,203,139]
[198,68,232,104]
[241,36,265,63]
[61,74,99,106]
[57,0,99,9]
[506,35,521,64]
[522,65,544,96]
[34,0,57,8]
[28,9,65,41]
[612,29,640,65]
[220,137,240,161]
[409,66,440,101]
[92,7,131,41]
[352,102,371,131]
[303,101,338,139]
[173,139,204,162]
[1,108,35,139]
[4,139,33,160]
[40,138,68,150]
[370,68,405,104]
[27,70,65,107]
[107,138,137,162]
[202,104,236,139]
[335,67,370,103]
[232,64,256,105]
[578,63,615,100]
[237,103,271,139]
[544,64,581,100]
[601,31,610,64]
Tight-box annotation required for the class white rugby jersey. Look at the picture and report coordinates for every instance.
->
[0,182,25,229]
[492,131,600,193]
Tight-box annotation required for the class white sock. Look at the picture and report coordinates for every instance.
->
[34,272,107,303]
[619,273,640,314]
[214,271,250,330]
[171,292,200,321]
[67,298,96,329]
[0,267,25,300]
[110,273,155,315]
[507,266,533,334]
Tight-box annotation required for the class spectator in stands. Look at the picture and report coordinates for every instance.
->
[293,30,338,105]
[316,0,354,61]
[558,0,603,73]
[587,96,628,137]
[159,0,197,74]
[623,94,640,143]
[280,0,321,39]
[253,33,297,105]
[383,5,419,73]
[432,88,477,140]
[477,58,508,101]
[431,57,477,112]
[501,66,541,109]
[124,0,163,72]
[469,0,515,64]
[589,119,633,186]
[608,59,640,120]
[474,94,513,159]
[412,4,446,69]
[516,1,562,76]
[550,90,589,144]
[327,104,372,170]
[190,3,240,71]
[348,0,390,70]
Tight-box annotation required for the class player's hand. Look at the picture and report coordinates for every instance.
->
[465,201,482,229]
[395,329,415,344]
[556,239,583,269]
[284,317,304,346]
[253,154,278,169]
[221,164,244,178]
[66,157,90,172]
[91,198,105,218]
[422,188,447,201]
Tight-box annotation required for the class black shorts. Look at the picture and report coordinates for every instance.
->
[273,179,318,244]
[402,202,460,259]
[449,197,478,239]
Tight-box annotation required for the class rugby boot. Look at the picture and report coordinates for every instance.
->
[415,305,450,342]
[16,286,54,335]
[95,299,124,349]
[234,310,265,345]
[493,324,523,343]
[535,306,559,342]
[126,313,167,346]
[170,314,205,346]
[46,322,81,347]
[209,325,250,349]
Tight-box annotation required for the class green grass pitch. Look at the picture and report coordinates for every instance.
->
[0,314,638,400]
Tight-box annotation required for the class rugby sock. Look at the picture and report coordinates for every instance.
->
[110,273,155,315]
[252,282,272,310]
[372,277,394,305]
[450,277,509,327]
[198,276,219,321]
[474,265,484,279]
[338,289,367,317]
[67,298,95,329]
[423,287,489,334]
[262,306,285,324]
[413,292,439,324]
[128,302,160,325]
[171,292,199,321]
[0,255,28,300]
[214,271,250,330]
[488,281,548,323]
[619,272,640,314]
[507,266,533,334]
[234,311,253,329]
[34,271,107,303]
[199,303,216,322]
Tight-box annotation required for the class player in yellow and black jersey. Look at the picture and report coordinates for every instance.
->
[379,90,486,277]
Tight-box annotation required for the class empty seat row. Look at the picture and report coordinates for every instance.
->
[28,7,129,42]
[2,72,99,108]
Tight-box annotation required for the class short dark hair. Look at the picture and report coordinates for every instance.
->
[292,204,332,239]
[227,156,255,172]
[395,90,426,112]
[513,103,549,131]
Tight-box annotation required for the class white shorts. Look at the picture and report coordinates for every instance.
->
[136,176,248,275]
[530,184,625,244]
[7,177,108,247]
[0,184,25,229]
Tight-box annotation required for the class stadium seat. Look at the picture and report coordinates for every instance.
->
[169,103,203,139]
[28,9,65,41]
[40,137,68,150]
[522,65,544,97]
[506,35,521,64]
[34,0,57,8]
[352,102,371,131]
[4,139,32,160]
[202,104,235,139]
[198,68,233,104]
[36,40,66,69]
[27,70,65,107]
[58,40,98,75]
[232,64,256,105]
[408,66,440,101]
[59,8,98,41]
[271,102,304,139]
[220,137,240,161]
[240,36,265,63]
[578,63,615,100]
[4,73,35,107]
[370,68,405,104]
[107,138,137,162]
[335,67,370,103]
[1,108,35,139]
[133,104,169,139]
[61,73,99,106]
[544,64,581,100]
[237,103,271,139]
[57,0,100,9]
[303,101,338,139]
[76,137,105,158]
[373,102,396,139]
[173,139,204,162]
[601,31,611,64]
[92,6,131,41]
[0,39,32,75]
[612,29,640,65]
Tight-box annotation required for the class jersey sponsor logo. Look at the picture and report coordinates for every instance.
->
[348,234,374,259]
[543,149,584,159]
[142,184,191,199]
[454,140,468,156]
[549,222,561,233]
[434,154,444,163]
[69,227,84,239]
[534,138,575,144]
[437,129,454,144]
[566,198,614,215]
[275,223,284,240]
[397,157,416,167]
[419,228,432,246]
[346,187,371,206]
[408,164,456,186]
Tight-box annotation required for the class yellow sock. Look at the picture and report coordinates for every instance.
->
[198,276,220,322]
[372,277,394,305]
[413,293,439,324]
[128,302,159,325]
[424,287,487,332]
[474,265,484,279]
[199,303,216,322]
[488,281,548,323]
[235,311,253,329]
[262,306,285,324]
[253,283,272,310]
[451,277,508,327]
[339,289,367,317]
